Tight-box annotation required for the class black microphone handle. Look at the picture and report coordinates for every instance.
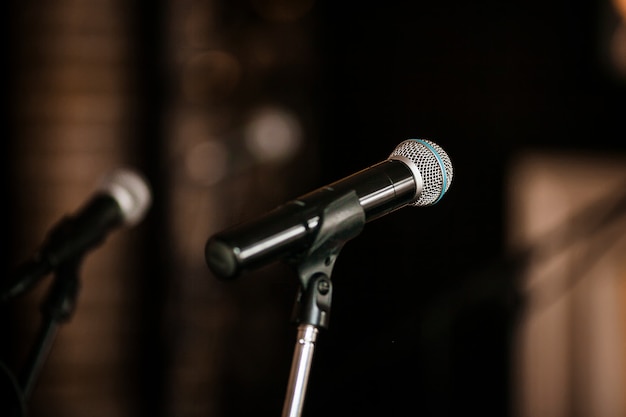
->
[205,159,417,279]
[38,195,123,268]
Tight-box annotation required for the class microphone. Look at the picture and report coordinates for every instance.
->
[2,168,152,301]
[205,139,453,280]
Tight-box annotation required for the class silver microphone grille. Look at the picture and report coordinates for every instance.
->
[98,168,152,226]
[389,139,453,206]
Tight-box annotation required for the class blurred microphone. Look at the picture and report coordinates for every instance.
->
[205,139,453,280]
[2,168,152,301]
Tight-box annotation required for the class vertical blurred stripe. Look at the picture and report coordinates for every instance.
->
[10,1,144,417]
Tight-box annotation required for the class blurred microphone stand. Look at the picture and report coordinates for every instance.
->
[282,192,365,417]
[1,256,84,417]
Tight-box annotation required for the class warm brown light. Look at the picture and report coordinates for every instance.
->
[611,24,626,77]
[614,0,626,20]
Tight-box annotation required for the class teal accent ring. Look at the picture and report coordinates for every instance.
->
[411,139,447,204]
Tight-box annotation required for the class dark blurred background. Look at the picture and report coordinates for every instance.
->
[2,1,626,417]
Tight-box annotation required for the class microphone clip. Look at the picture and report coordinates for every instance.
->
[282,191,365,417]
[289,190,365,329]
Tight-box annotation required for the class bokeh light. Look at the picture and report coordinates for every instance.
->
[244,106,303,163]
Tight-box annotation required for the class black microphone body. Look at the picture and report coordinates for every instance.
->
[206,139,453,280]
[206,159,416,279]
[33,195,125,273]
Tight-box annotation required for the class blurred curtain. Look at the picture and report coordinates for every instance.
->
[508,151,626,417]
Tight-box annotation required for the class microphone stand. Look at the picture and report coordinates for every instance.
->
[281,191,365,417]
[20,258,82,400]
[2,256,83,417]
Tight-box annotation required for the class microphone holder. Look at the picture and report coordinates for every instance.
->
[2,256,83,417]
[21,258,81,399]
[282,191,365,417]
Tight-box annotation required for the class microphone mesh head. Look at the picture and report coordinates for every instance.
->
[98,168,152,226]
[389,139,453,206]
